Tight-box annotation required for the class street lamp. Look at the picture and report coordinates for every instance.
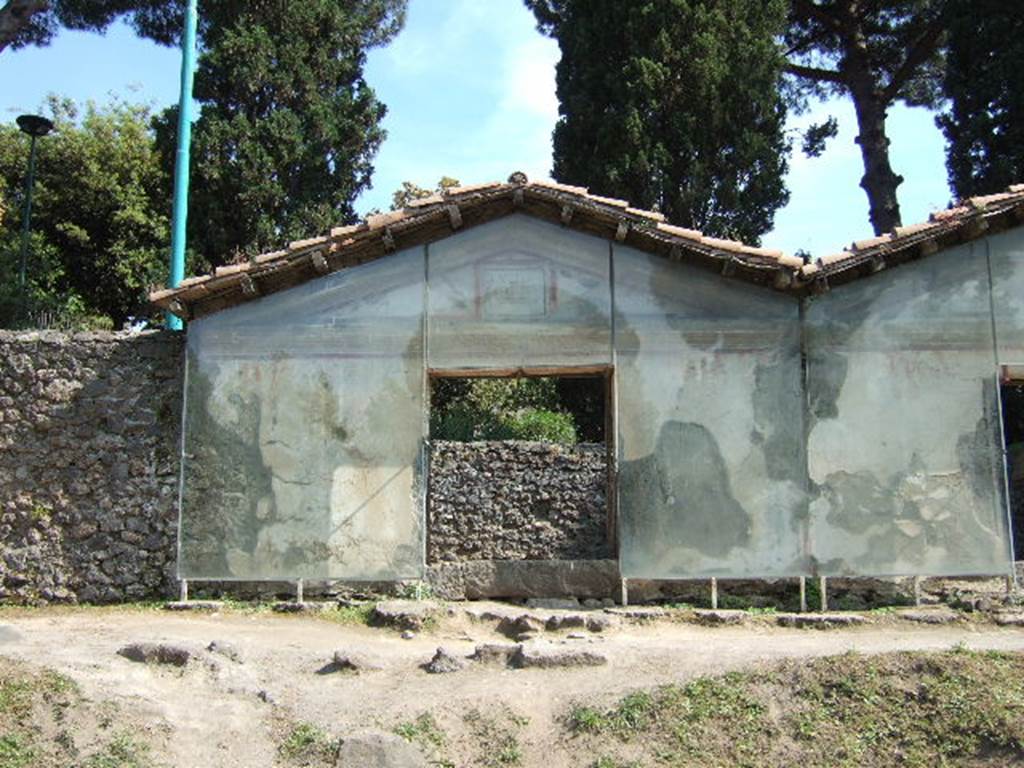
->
[16,113,54,323]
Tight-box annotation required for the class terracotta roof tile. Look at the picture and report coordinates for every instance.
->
[445,181,503,196]
[366,210,406,230]
[330,223,364,238]
[892,221,938,237]
[626,207,666,222]
[587,194,630,208]
[700,236,748,253]
[288,235,328,252]
[150,175,1024,320]
[531,179,589,196]
[406,194,444,208]
[851,234,891,251]
[820,251,853,266]
[655,222,703,240]
[254,248,289,264]
[213,262,249,277]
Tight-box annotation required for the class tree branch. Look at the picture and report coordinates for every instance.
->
[0,0,49,53]
[791,0,842,33]
[784,61,848,86]
[882,19,945,103]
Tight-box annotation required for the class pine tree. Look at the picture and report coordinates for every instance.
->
[0,0,174,53]
[783,1,947,235]
[938,0,1024,199]
[155,0,406,265]
[525,0,791,244]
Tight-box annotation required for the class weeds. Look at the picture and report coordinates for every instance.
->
[84,733,151,768]
[279,721,337,764]
[394,712,446,749]
[464,707,525,767]
[566,650,1024,768]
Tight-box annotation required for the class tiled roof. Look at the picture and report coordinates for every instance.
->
[149,175,1024,320]
[149,174,803,319]
[799,185,1024,291]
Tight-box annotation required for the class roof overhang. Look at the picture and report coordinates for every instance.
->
[149,177,1024,321]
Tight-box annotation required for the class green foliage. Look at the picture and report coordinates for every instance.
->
[565,651,1024,767]
[938,0,1024,198]
[783,1,948,234]
[394,712,446,749]
[430,376,591,444]
[462,707,524,767]
[526,0,791,243]
[0,96,170,328]
[0,734,35,768]
[279,722,337,764]
[155,0,407,266]
[503,409,576,443]
[83,733,151,768]
[0,1,176,53]
[391,176,460,210]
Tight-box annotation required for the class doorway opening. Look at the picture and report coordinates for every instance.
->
[1001,376,1024,561]
[425,366,614,564]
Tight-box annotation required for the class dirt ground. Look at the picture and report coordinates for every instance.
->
[3,603,1024,767]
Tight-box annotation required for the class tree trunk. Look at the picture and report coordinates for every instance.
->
[0,0,49,54]
[850,84,904,236]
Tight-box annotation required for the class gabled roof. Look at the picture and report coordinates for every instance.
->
[149,174,1024,320]
[801,185,1024,292]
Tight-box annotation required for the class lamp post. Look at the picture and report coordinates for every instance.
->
[166,0,199,331]
[16,114,53,323]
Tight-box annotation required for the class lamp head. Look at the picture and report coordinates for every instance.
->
[16,114,54,138]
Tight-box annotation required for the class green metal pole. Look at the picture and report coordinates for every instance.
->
[166,0,199,331]
[18,133,39,323]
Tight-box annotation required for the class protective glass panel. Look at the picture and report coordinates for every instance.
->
[180,247,426,580]
[427,215,611,369]
[614,245,808,578]
[989,227,1024,362]
[805,243,1010,576]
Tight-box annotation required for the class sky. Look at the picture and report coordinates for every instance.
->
[0,0,952,257]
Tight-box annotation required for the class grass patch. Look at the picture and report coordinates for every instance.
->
[322,603,375,626]
[0,657,155,768]
[0,734,36,768]
[278,721,338,765]
[394,712,446,749]
[464,706,526,767]
[565,649,1024,767]
[83,733,151,768]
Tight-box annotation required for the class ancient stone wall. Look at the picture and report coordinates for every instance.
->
[0,330,184,603]
[427,441,611,563]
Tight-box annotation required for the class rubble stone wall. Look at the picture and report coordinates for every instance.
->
[427,440,611,563]
[0,330,184,603]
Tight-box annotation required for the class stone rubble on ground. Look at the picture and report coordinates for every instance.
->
[604,606,666,620]
[334,731,427,768]
[510,643,607,669]
[776,613,869,629]
[526,597,580,610]
[691,609,748,626]
[469,643,521,665]
[206,640,242,663]
[469,642,608,669]
[117,642,192,667]
[164,601,223,612]
[898,609,960,625]
[423,647,464,674]
[330,651,383,673]
[372,600,438,631]
[993,612,1024,627]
